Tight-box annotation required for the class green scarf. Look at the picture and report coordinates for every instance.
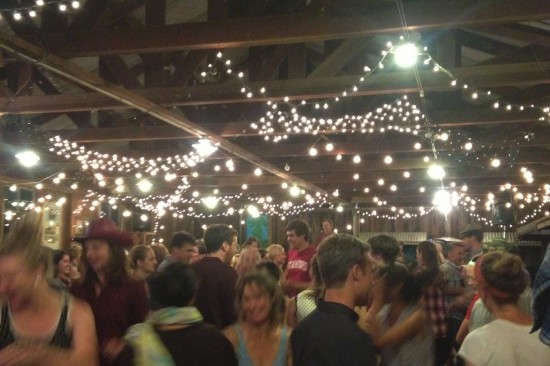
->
[124,307,203,366]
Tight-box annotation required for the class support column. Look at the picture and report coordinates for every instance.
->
[352,206,361,236]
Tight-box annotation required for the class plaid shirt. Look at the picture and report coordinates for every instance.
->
[422,272,448,339]
[440,261,467,318]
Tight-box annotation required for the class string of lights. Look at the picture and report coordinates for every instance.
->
[4,0,82,21]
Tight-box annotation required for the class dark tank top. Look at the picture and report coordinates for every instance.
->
[0,292,72,349]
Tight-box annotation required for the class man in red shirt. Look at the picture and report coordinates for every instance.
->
[284,219,316,297]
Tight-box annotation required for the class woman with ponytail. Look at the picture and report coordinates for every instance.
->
[458,251,550,365]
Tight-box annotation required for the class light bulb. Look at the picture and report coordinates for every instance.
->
[393,43,418,68]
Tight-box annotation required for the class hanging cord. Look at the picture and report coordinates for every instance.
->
[396,0,437,160]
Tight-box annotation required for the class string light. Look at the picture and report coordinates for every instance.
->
[7,0,79,21]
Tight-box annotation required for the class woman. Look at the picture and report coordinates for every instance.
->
[367,264,434,366]
[286,254,323,327]
[224,272,292,366]
[125,262,237,365]
[68,243,82,281]
[458,251,550,365]
[416,241,450,366]
[129,245,157,280]
[236,246,261,277]
[51,249,72,290]
[0,212,98,365]
[150,243,169,270]
[72,218,148,366]
[266,244,286,271]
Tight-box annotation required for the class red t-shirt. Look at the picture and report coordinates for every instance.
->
[286,245,317,297]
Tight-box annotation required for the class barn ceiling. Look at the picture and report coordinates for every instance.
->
[0,0,550,223]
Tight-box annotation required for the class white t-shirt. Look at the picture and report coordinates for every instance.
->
[459,318,550,366]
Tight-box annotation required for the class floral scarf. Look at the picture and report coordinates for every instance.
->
[124,306,203,366]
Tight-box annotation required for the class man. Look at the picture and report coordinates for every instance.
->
[284,219,316,297]
[315,218,334,246]
[440,242,470,350]
[157,231,197,271]
[291,233,376,366]
[459,223,483,263]
[190,224,239,329]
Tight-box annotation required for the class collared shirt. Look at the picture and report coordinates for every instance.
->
[423,283,448,339]
[291,300,376,366]
[440,260,467,318]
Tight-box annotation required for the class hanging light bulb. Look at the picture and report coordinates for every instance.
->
[137,179,153,193]
[15,150,40,167]
[427,164,446,179]
[59,3,67,12]
[71,0,81,9]
[36,0,45,6]
[393,43,418,68]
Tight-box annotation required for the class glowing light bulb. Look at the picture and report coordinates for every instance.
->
[393,43,418,68]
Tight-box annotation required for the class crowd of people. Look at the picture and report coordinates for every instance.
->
[0,213,549,365]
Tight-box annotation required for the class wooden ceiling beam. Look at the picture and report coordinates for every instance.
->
[35,0,550,57]
[0,32,344,204]
[99,56,143,89]
[5,61,550,114]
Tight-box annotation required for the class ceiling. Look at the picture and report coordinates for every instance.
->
[0,0,550,223]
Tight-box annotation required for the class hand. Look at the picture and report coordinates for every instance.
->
[0,343,43,366]
[101,338,126,361]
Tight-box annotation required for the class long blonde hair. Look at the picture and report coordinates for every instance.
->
[0,212,52,279]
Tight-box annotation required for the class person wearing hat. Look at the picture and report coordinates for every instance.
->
[71,218,148,366]
[459,223,484,264]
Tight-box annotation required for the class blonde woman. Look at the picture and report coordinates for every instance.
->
[224,272,292,365]
[0,213,98,365]
[236,246,261,277]
[266,244,286,271]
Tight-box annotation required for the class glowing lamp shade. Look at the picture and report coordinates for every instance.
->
[16,151,40,167]
[137,179,153,193]
[393,43,418,68]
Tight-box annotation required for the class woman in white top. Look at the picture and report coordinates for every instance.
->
[286,254,323,327]
[458,251,550,366]
[366,264,434,366]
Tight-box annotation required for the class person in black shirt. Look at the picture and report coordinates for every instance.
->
[291,233,377,366]
[124,262,237,366]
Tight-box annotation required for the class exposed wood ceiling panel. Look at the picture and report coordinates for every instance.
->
[0,0,549,222]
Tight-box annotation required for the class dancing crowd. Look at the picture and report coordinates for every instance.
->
[0,213,548,366]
